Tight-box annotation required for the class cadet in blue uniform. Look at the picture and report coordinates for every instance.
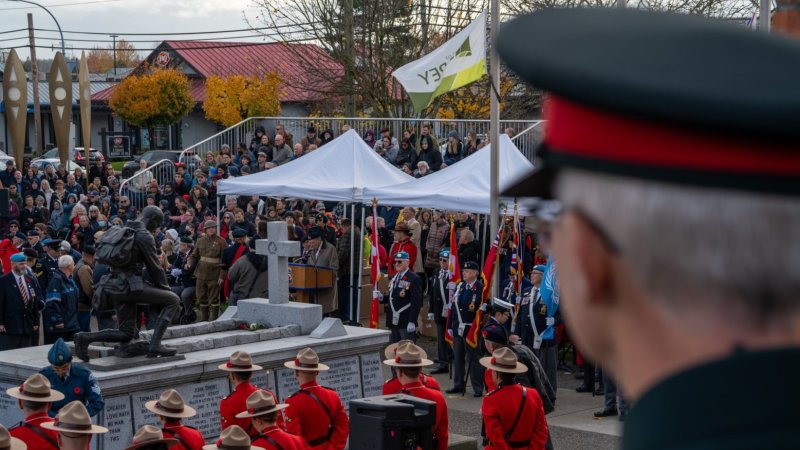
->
[445,261,485,396]
[42,255,79,344]
[39,338,104,417]
[498,8,800,449]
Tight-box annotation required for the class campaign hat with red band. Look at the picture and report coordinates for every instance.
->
[497,8,800,198]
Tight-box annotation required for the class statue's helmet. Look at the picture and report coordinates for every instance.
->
[140,205,164,232]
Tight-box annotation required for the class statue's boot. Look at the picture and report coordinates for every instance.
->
[209,305,220,321]
[74,329,131,362]
[197,306,209,322]
[148,318,177,358]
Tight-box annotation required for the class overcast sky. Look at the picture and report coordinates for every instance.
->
[0,0,267,62]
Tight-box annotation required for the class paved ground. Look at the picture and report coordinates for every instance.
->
[383,336,623,450]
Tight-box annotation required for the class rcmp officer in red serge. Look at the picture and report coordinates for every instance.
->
[283,347,349,450]
[0,252,44,350]
[376,251,423,345]
[236,390,308,450]
[219,351,282,436]
[446,260,485,396]
[146,389,205,450]
[125,425,179,450]
[382,342,449,450]
[480,348,548,449]
[497,8,800,449]
[6,373,64,449]
[382,340,441,394]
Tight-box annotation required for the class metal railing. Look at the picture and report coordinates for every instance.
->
[118,159,176,213]
[180,116,544,164]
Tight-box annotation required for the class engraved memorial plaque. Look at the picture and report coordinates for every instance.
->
[99,395,133,450]
[359,352,384,398]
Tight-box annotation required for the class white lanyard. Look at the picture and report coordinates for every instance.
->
[389,271,411,325]
[438,271,449,317]
[529,287,540,338]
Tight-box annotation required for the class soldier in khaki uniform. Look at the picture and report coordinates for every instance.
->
[188,220,227,321]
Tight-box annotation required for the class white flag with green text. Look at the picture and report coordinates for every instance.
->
[393,11,488,112]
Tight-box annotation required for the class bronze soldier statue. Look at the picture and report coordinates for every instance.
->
[73,206,180,360]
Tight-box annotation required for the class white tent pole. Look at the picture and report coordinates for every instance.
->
[349,203,356,322]
[357,206,366,323]
[216,196,221,231]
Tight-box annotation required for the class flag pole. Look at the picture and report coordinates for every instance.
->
[489,0,501,297]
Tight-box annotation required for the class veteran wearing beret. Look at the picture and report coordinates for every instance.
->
[497,8,800,448]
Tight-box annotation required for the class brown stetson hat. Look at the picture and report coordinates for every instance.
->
[393,222,412,235]
[145,389,197,419]
[218,351,263,372]
[235,390,288,419]
[479,347,527,374]
[383,342,434,368]
[383,339,414,359]
[203,425,264,450]
[283,347,329,372]
[0,425,26,450]
[125,425,178,450]
[6,373,65,403]
[41,401,109,434]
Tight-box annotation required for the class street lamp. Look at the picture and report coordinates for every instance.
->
[9,0,65,54]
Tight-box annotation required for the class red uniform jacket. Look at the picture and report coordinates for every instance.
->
[162,422,206,450]
[388,240,417,276]
[221,382,283,436]
[253,425,311,450]
[284,381,349,450]
[382,374,441,395]
[482,383,548,450]
[10,412,59,449]
[399,381,449,450]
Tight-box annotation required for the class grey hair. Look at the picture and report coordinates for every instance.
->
[556,169,800,321]
[58,255,74,270]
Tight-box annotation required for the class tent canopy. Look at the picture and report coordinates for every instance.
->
[363,134,535,214]
[217,129,414,201]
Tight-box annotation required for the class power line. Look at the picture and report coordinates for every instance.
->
[0,0,121,10]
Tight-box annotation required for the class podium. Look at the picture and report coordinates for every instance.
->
[290,263,336,304]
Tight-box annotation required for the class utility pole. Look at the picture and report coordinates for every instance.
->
[343,0,355,117]
[110,34,119,77]
[27,13,43,155]
[490,0,500,296]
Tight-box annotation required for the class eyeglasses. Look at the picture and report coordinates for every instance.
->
[439,258,448,262]
[393,261,405,265]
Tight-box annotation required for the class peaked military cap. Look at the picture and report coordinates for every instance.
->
[497,8,800,198]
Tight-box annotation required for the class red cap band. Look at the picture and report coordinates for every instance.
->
[545,96,800,176]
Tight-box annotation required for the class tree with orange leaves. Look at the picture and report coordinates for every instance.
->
[203,73,281,127]
[109,67,194,149]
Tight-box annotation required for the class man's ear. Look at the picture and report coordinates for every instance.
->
[563,212,616,306]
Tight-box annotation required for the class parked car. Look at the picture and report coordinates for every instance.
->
[0,150,14,169]
[122,150,199,178]
[30,158,83,172]
[34,147,104,165]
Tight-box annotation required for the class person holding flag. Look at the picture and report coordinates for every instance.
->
[369,200,383,329]
[428,248,453,374]
[445,260,485,396]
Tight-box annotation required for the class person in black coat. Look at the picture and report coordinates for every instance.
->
[418,135,443,172]
[428,249,454,373]
[0,253,44,350]
[378,251,423,345]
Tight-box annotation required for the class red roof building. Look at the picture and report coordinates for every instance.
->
[93,40,341,104]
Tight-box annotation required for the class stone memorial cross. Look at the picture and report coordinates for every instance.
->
[256,221,302,304]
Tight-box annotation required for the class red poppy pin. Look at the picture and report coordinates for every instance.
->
[73,387,81,394]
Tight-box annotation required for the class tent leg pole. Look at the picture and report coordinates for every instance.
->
[216,196,221,231]
[357,206,366,324]
[350,203,355,323]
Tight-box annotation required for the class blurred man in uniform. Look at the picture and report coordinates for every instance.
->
[39,339,104,418]
[145,389,204,450]
[236,390,308,450]
[283,347,349,449]
[428,249,453,374]
[190,221,227,321]
[125,425,178,450]
[0,425,25,450]
[219,351,281,436]
[7,374,64,449]
[382,343,448,450]
[480,348,548,449]
[497,8,800,448]
[41,401,107,449]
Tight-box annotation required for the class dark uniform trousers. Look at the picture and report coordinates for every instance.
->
[450,280,485,394]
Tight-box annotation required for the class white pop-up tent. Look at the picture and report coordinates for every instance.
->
[363,134,535,214]
[217,129,414,200]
